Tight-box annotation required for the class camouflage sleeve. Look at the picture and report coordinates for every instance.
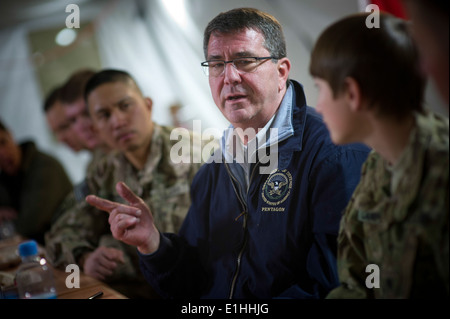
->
[44,180,109,269]
[149,127,219,234]
[326,198,372,299]
[326,162,372,299]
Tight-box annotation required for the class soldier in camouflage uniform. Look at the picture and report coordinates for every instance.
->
[45,70,210,298]
[48,69,111,225]
[309,13,449,298]
[329,112,449,298]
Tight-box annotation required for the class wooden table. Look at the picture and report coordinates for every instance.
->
[53,267,127,299]
[0,236,127,299]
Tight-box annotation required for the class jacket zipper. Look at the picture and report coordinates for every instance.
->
[223,108,290,298]
[225,161,261,299]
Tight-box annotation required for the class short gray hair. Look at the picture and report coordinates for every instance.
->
[203,8,287,59]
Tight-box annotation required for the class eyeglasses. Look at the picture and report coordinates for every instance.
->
[201,56,278,77]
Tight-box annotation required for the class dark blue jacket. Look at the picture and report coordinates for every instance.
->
[139,81,369,299]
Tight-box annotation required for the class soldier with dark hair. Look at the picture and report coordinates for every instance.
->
[310,13,449,298]
[45,69,207,299]
[0,118,72,244]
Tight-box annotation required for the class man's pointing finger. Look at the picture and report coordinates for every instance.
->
[85,195,119,213]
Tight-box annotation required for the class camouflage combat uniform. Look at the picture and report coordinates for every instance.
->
[49,147,109,225]
[45,124,209,298]
[327,111,449,299]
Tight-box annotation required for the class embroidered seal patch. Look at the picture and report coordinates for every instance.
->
[261,169,292,207]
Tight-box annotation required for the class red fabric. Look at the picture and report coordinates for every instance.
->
[371,0,408,19]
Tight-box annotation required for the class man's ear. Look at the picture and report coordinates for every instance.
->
[144,97,153,112]
[277,57,291,92]
[344,77,363,112]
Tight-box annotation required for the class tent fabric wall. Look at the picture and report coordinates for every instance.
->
[0,0,447,183]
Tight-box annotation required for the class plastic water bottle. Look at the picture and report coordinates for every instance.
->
[15,240,57,299]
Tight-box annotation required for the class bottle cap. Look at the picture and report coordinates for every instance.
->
[18,240,38,257]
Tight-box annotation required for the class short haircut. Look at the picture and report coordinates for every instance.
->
[203,7,287,60]
[310,13,425,120]
[84,69,142,102]
[60,69,96,104]
[43,86,62,112]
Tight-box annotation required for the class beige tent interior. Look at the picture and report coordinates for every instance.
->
[0,0,447,183]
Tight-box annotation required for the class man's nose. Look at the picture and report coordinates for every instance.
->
[223,62,242,84]
[111,110,128,129]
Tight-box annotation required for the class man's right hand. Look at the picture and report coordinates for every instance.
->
[85,181,160,255]
[81,247,124,280]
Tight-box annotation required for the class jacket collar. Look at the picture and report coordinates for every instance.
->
[276,80,308,169]
[218,80,309,171]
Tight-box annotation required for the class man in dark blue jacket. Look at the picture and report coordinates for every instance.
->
[86,8,369,299]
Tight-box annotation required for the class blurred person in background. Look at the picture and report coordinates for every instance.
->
[60,69,110,155]
[44,69,113,227]
[0,118,72,244]
[43,86,85,152]
[402,0,449,106]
